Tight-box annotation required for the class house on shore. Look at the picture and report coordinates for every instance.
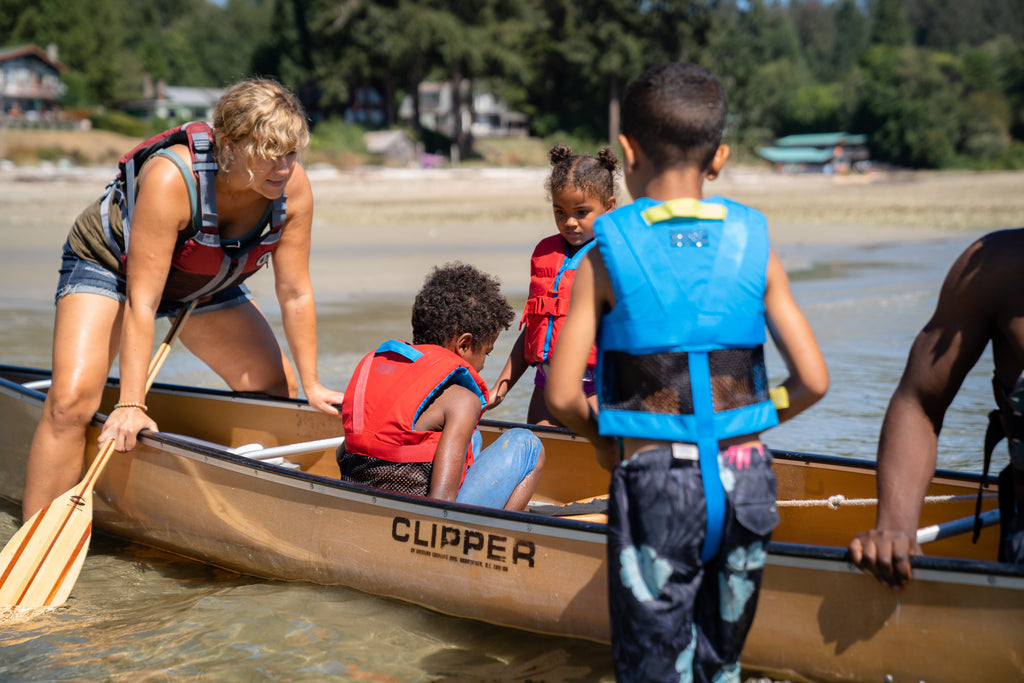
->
[119,78,224,121]
[399,81,529,139]
[756,132,870,173]
[0,44,67,126]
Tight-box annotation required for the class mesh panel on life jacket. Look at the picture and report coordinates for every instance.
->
[337,451,433,497]
[599,347,769,415]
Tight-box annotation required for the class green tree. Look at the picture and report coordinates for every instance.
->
[869,0,911,47]
[852,45,963,167]
[830,0,869,79]
[995,40,1024,139]
[788,0,837,81]
[558,1,647,146]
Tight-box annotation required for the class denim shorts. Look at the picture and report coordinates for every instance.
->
[55,240,252,318]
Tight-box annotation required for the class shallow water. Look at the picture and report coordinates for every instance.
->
[0,230,998,681]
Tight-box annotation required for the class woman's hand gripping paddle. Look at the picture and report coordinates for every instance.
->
[0,303,194,610]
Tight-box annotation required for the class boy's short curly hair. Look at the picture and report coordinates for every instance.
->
[412,262,515,349]
[621,63,728,174]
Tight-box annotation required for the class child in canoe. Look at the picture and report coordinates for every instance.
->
[487,145,619,425]
[337,262,545,511]
[545,63,829,682]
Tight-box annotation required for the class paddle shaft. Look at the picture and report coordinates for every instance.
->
[917,508,1000,545]
[233,437,345,460]
[0,303,194,609]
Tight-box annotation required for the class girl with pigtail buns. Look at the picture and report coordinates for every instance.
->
[488,145,619,426]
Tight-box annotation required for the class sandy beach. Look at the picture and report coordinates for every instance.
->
[1,164,1021,308]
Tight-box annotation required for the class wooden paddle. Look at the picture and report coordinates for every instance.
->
[0,303,194,610]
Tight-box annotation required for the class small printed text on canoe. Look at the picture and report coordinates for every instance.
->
[391,516,536,570]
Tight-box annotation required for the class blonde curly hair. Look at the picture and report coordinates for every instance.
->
[212,77,309,180]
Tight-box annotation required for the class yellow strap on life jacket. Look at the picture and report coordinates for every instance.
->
[641,198,728,224]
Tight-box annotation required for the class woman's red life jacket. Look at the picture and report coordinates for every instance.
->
[341,340,489,477]
[100,121,287,303]
[521,235,598,366]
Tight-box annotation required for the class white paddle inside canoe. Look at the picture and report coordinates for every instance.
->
[916,508,1000,545]
[159,434,345,466]
[0,303,194,610]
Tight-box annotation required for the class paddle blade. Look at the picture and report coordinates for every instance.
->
[0,489,93,608]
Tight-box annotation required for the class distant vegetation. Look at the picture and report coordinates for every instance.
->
[2,0,1022,169]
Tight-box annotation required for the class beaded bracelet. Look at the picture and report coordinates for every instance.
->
[113,402,148,412]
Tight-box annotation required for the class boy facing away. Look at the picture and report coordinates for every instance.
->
[338,262,544,511]
[545,63,829,682]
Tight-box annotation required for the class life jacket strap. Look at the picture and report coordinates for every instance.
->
[690,351,726,563]
[522,296,569,317]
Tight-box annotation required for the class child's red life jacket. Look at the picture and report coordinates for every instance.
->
[99,121,287,302]
[341,340,489,480]
[521,235,598,366]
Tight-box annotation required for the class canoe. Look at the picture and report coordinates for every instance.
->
[1,364,1022,683]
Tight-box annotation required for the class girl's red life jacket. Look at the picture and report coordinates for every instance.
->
[521,235,598,366]
[99,121,287,303]
[341,340,489,479]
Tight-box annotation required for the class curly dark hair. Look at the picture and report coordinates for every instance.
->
[545,144,620,203]
[411,262,515,349]
[621,62,728,174]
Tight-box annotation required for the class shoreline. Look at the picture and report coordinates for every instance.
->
[1,165,1019,305]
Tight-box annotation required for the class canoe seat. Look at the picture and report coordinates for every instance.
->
[529,496,609,522]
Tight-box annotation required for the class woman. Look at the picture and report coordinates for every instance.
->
[23,77,344,521]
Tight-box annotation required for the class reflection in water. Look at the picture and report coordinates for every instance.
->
[0,500,615,681]
[0,233,996,680]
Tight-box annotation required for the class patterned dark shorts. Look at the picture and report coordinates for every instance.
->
[606,443,779,683]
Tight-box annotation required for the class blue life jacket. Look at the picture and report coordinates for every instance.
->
[594,196,778,561]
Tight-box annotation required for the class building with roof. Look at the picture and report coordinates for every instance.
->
[399,81,529,139]
[0,44,67,125]
[119,79,225,121]
[756,132,870,173]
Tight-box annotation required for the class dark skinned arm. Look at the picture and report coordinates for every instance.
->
[849,237,996,590]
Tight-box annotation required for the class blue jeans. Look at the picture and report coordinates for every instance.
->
[55,240,252,317]
[456,428,542,508]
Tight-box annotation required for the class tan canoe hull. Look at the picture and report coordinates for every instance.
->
[2,366,1022,682]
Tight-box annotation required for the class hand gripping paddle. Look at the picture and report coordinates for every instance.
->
[0,303,194,610]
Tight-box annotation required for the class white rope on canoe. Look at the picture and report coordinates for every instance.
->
[777,492,994,510]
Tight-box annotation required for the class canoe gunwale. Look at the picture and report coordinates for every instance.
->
[1,363,1019,581]
[767,540,1024,586]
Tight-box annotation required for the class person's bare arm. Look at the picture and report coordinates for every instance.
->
[272,163,345,414]
[545,250,619,470]
[419,384,482,502]
[487,328,528,411]
[98,154,191,451]
[849,239,994,589]
[763,250,829,423]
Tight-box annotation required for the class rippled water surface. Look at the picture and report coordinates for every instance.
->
[0,230,996,681]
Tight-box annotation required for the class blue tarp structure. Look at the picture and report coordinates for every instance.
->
[755,147,836,164]
[756,132,870,169]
